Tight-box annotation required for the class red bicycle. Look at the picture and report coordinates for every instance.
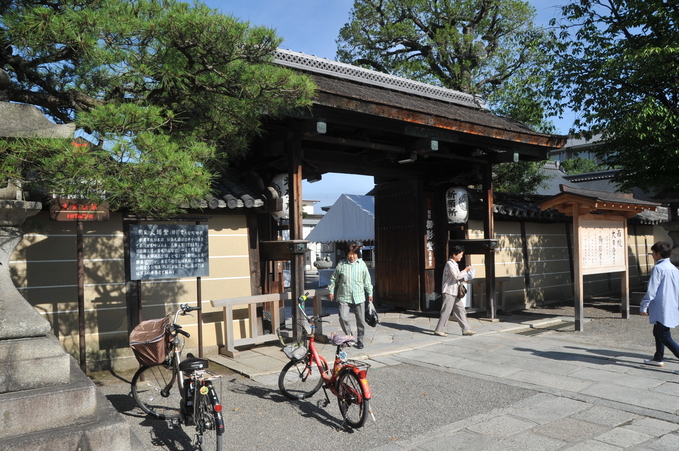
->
[278,294,374,428]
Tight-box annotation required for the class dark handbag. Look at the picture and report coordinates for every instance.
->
[456,283,468,299]
[365,301,379,327]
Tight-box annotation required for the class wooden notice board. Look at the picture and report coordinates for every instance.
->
[579,217,626,275]
[540,185,660,331]
[573,212,629,330]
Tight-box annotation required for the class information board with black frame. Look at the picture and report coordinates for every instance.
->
[129,224,209,280]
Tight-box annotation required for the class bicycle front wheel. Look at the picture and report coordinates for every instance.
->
[194,381,224,451]
[278,358,325,400]
[131,364,180,419]
[337,370,369,428]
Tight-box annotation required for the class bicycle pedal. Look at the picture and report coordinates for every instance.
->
[166,418,181,430]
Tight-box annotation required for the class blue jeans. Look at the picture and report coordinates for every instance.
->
[653,322,679,361]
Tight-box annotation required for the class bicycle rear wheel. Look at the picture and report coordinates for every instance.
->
[194,381,224,451]
[337,370,369,428]
[278,358,326,400]
[131,364,180,419]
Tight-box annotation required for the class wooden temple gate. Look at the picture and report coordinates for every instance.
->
[234,50,568,336]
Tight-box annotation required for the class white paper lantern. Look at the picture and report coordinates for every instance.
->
[446,187,469,224]
[270,173,289,220]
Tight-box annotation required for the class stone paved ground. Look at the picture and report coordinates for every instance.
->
[92,293,679,450]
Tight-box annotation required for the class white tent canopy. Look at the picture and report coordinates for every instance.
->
[305,194,374,243]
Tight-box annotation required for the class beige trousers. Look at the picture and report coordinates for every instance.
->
[435,293,471,333]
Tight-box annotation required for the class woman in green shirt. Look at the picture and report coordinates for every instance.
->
[328,243,374,349]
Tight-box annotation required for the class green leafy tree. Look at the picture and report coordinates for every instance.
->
[336,0,557,193]
[0,0,315,217]
[550,0,679,192]
[559,156,607,175]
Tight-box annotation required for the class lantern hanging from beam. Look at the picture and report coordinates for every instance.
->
[446,187,469,224]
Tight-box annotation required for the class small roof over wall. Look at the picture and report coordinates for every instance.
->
[305,194,374,243]
[539,184,661,218]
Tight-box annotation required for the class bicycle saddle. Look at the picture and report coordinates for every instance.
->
[179,356,209,372]
[330,333,357,346]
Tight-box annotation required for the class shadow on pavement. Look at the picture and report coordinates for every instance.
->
[105,393,196,450]
[227,375,360,432]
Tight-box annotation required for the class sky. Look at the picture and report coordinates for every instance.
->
[203,0,572,211]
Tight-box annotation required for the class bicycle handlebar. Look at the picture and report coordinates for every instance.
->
[177,328,190,338]
[171,304,201,335]
[179,303,201,314]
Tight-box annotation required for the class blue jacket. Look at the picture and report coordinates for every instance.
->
[640,258,679,328]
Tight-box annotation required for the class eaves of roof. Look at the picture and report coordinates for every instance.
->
[274,50,567,152]
[469,190,669,225]
[182,171,273,213]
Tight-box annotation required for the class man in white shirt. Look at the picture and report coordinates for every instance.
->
[640,241,679,367]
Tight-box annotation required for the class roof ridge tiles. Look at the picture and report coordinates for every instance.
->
[274,49,487,111]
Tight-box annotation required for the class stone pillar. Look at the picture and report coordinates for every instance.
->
[0,200,70,393]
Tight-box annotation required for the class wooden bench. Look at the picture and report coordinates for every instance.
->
[211,288,327,358]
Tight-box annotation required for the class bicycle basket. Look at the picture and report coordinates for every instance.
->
[277,326,308,361]
[129,316,172,367]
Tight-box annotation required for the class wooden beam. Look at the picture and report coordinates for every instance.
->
[287,134,305,339]
[573,204,584,331]
[302,133,406,153]
[483,162,496,320]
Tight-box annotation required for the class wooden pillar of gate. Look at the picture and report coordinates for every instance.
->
[287,134,305,338]
[483,162,496,319]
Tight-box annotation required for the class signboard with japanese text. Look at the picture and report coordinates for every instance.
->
[424,196,435,269]
[50,199,110,222]
[129,224,209,280]
[579,217,626,274]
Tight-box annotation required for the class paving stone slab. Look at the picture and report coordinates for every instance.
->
[444,358,523,378]
[503,368,595,392]
[562,440,623,451]
[511,396,590,424]
[650,381,679,397]
[485,430,567,451]
[532,417,609,442]
[465,414,537,439]
[418,430,495,451]
[568,367,666,390]
[623,417,679,437]
[579,382,678,414]
[571,405,639,427]
[645,432,679,451]
[593,427,653,448]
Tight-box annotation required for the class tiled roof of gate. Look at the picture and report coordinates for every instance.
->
[274,49,486,110]
[274,49,564,144]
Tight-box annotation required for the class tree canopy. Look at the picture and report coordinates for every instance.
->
[0,0,315,217]
[551,0,679,192]
[337,0,558,193]
[559,156,609,175]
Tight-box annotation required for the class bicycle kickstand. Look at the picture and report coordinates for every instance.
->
[320,386,331,407]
